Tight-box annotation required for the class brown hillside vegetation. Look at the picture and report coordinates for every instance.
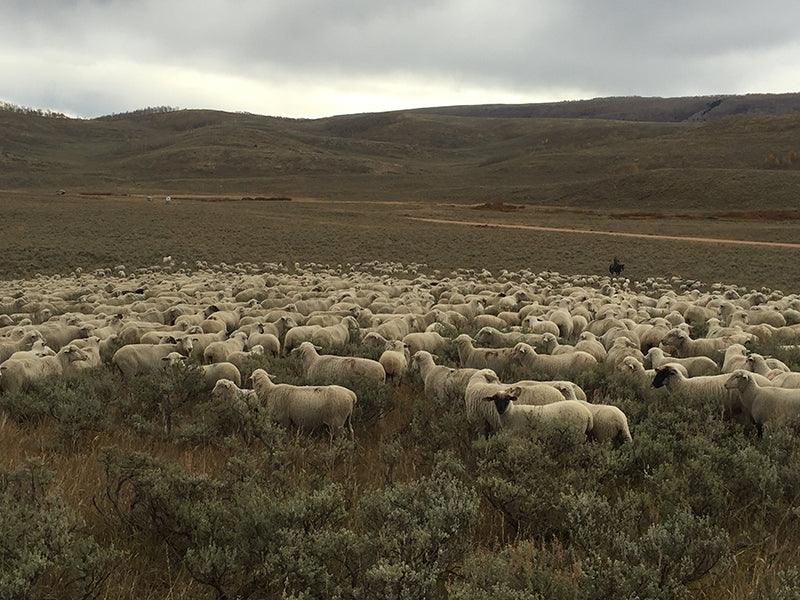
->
[1,96,800,212]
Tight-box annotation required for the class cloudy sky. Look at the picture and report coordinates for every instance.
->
[2,0,799,118]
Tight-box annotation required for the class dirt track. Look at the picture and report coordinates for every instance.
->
[407,217,800,250]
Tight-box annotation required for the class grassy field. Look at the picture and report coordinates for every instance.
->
[1,191,799,292]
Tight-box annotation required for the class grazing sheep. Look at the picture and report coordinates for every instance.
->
[380,340,411,385]
[464,369,509,436]
[0,331,44,364]
[769,371,800,389]
[605,337,645,368]
[0,346,88,393]
[646,347,719,377]
[211,379,261,442]
[294,342,385,387]
[250,369,356,440]
[243,332,280,356]
[575,332,608,363]
[411,351,478,403]
[112,337,194,378]
[453,334,516,374]
[652,365,739,416]
[162,352,242,389]
[509,342,597,380]
[402,331,449,355]
[552,384,632,444]
[661,328,752,360]
[725,370,800,434]
[484,393,593,439]
[204,331,248,364]
[721,344,750,373]
[309,316,361,353]
[472,327,547,352]
[513,379,588,402]
[225,346,267,372]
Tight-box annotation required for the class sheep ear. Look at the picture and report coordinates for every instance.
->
[314,345,323,352]
[161,356,171,362]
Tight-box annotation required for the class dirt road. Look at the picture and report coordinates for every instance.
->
[407,217,800,250]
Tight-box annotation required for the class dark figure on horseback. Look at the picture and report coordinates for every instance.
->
[609,257,624,276]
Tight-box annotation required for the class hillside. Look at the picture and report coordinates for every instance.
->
[1,95,799,210]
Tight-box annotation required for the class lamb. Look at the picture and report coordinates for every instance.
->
[509,342,597,379]
[646,347,719,377]
[250,369,356,440]
[204,332,248,364]
[112,337,194,378]
[162,352,242,388]
[402,331,449,355]
[483,393,593,439]
[293,342,386,388]
[506,381,568,406]
[0,345,88,393]
[651,365,739,416]
[453,334,516,374]
[379,340,411,384]
[725,370,800,434]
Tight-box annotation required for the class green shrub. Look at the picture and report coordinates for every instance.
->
[0,460,114,599]
[360,453,479,599]
[449,541,581,600]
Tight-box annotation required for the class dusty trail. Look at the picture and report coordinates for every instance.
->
[407,217,800,250]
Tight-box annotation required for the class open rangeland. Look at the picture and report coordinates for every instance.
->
[2,99,800,599]
[2,257,800,599]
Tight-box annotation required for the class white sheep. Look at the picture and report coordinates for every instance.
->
[204,331,248,364]
[379,340,410,385]
[721,344,750,373]
[309,316,361,352]
[453,334,516,374]
[0,346,88,393]
[293,342,386,387]
[725,370,800,434]
[575,332,608,363]
[211,378,261,442]
[509,342,597,379]
[112,337,194,378]
[651,364,739,416]
[161,352,242,389]
[464,369,509,436]
[552,383,632,444]
[646,347,719,377]
[250,369,356,440]
[402,331,449,355]
[483,392,593,439]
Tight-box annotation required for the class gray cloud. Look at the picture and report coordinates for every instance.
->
[1,0,799,117]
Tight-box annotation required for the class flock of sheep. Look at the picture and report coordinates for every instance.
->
[1,260,800,443]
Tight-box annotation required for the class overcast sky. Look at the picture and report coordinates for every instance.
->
[2,0,799,118]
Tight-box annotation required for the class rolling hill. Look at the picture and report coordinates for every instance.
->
[1,94,799,210]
